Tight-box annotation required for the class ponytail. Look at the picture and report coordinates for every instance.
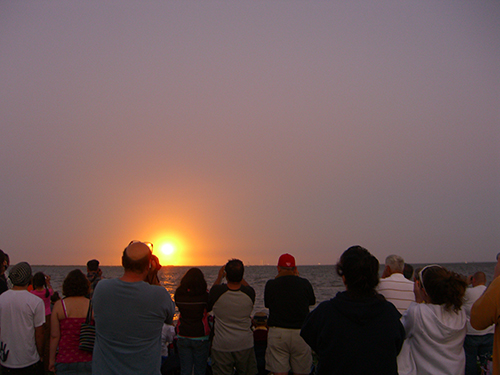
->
[421,266,467,312]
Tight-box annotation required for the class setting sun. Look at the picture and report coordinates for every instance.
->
[161,243,175,256]
[152,234,186,266]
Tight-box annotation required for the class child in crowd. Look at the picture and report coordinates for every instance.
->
[31,272,54,372]
[252,311,268,375]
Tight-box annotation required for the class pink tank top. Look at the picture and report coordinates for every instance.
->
[56,299,93,363]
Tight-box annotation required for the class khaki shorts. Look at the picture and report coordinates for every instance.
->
[265,327,312,374]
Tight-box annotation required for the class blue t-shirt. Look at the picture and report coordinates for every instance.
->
[92,278,175,375]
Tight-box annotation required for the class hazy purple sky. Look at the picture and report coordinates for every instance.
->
[1,1,499,266]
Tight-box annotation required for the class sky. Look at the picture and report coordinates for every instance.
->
[1,1,499,267]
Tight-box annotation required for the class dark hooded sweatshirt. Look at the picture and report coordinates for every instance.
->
[300,291,405,375]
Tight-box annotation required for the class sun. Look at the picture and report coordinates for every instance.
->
[152,234,185,265]
[160,243,175,256]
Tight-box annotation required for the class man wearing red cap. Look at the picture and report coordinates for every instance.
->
[264,253,316,375]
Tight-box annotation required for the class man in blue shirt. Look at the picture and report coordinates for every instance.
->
[92,241,175,375]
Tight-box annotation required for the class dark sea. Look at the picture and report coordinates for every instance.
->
[31,263,496,321]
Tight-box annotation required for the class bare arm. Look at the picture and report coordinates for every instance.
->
[213,266,225,286]
[35,325,44,359]
[494,258,500,280]
[49,301,62,372]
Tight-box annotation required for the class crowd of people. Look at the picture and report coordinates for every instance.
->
[0,244,499,375]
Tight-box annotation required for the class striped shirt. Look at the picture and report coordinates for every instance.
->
[377,273,415,314]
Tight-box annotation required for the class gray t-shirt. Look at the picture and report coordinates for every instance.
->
[92,278,175,375]
[208,284,255,352]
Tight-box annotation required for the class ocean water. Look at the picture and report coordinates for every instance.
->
[31,262,496,320]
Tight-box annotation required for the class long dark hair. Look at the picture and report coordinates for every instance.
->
[176,268,207,295]
[33,272,50,298]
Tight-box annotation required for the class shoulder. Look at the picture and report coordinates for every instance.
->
[265,278,276,287]
[240,285,255,299]
[92,278,116,295]
[94,277,115,288]
[382,273,413,283]
[298,276,313,286]
[379,297,403,318]
[147,283,172,299]
[28,292,45,310]
[311,298,335,315]
[209,284,229,298]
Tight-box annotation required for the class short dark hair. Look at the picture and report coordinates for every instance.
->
[122,248,151,274]
[225,259,244,283]
[403,263,414,280]
[337,245,379,297]
[63,269,90,297]
[87,259,99,271]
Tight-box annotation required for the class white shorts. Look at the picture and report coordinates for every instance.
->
[265,327,312,374]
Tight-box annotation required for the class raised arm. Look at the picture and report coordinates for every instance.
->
[213,265,226,287]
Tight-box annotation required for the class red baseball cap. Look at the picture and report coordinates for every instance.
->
[278,253,295,268]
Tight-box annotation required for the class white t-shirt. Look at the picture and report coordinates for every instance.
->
[0,289,45,368]
[377,273,415,314]
[463,285,495,335]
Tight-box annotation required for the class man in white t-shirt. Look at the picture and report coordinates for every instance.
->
[0,262,45,374]
[377,254,415,314]
[463,271,494,375]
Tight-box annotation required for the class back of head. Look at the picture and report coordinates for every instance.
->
[63,269,90,297]
[337,246,379,297]
[87,259,100,272]
[420,265,467,312]
[178,267,207,295]
[225,259,244,283]
[472,271,486,286]
[9,262,32,287]
[385,254,405,273]
[0,250,5,271]
[122,241,152,274]
[403,263,414,280]
[253,311,268,326]
[278,253,296,270]
[32,272,47,289]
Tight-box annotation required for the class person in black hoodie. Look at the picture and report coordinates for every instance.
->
[300,245,405,375]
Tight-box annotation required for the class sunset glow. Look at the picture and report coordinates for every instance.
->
[153,235,185,266]
[1,2,498,266]
[161,243,175,256]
